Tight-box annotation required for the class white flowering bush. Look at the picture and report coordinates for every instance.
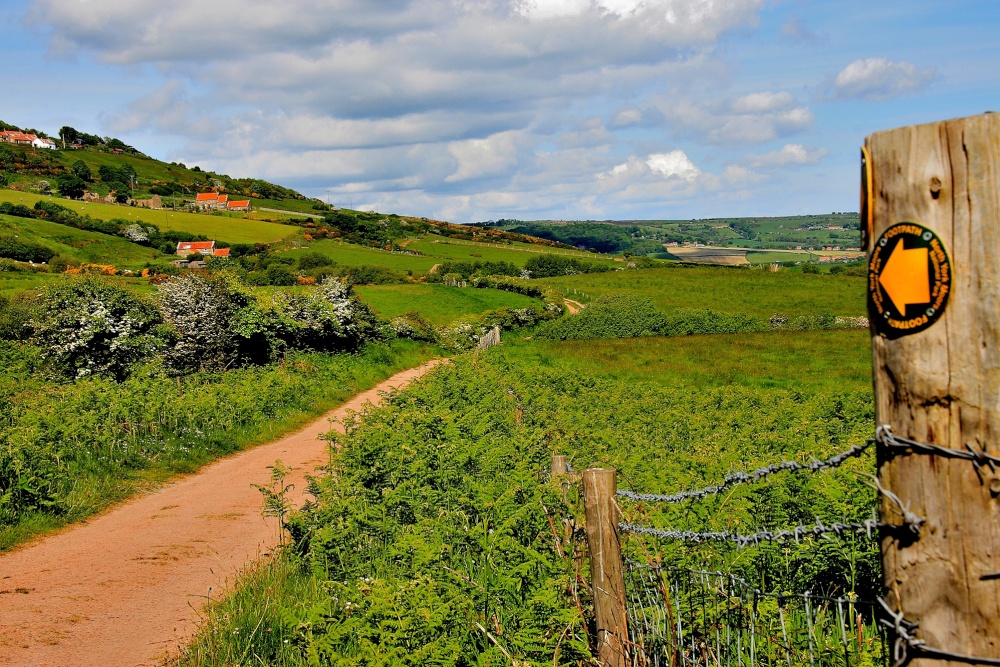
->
[31,278,163,380]
[157,273,255,371]
[282,277,379,351]
[121,224,150,243]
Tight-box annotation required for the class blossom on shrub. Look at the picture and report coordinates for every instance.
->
[121,224,150,243]
[281,277,379,351]
[31,278,163,380]
[157,273,254,371]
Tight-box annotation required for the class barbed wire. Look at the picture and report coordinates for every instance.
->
[616,441,873,504]
[620,516,889,548]
[877,597,1000,667]
[620,469,924,548]
[875,425,1000,472]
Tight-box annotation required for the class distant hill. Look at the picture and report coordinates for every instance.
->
[475,214,862,254]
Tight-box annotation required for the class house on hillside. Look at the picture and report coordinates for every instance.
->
[175,241,230,258]
[0,131,57,148]
[0,130,35,146]
[227,200,251,212]
[195,192,220,209]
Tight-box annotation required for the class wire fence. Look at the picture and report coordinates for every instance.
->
[611,433,893,666]
[586,425,1000,666]
[625,563,889,667]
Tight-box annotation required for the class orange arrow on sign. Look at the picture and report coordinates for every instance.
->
[879,240,930,312]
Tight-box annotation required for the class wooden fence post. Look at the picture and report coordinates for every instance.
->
[865,112,1000,663]
[551,455,568,477]
[583,468,628,667]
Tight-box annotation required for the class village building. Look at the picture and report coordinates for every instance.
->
[175,241,230,258]
[194,192,220,209]
[0,130,57,148]
[193,193,251,212]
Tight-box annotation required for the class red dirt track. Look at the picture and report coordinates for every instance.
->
[0,360,444,667]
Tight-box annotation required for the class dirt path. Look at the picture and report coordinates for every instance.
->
[564,298,584,314]
[0,360,445,667]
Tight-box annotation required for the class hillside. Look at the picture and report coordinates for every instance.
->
[477,214,863,262]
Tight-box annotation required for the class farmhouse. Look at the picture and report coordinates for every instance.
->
[227,200,251,212]
[0,131,57,148]
[175,241,230,258]
[194,192,220,209]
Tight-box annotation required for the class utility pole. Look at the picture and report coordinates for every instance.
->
[865,112,1000,665]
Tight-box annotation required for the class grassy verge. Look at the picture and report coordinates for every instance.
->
[0,339,441,551]
[178,329,877,666]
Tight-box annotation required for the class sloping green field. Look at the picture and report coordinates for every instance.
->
[0,190,298,244]
[0,214,164,266]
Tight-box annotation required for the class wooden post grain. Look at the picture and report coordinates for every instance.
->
[866,113,1000,663]
[551,455,568,477]
[583,468,628,667]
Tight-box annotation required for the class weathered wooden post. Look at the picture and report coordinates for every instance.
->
[583,468,628,667]
[865,112,1000,663]
[551,455,568,477]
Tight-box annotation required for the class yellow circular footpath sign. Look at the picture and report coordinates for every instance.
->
[867,222,951,339]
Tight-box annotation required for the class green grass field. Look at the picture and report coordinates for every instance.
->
[0,190,298,244]
[1,214,165,266]
[539,265,866,317]
[279,239,437,273]
[511,328,871,392]
[406,234,622,267]
[355,283,541,325]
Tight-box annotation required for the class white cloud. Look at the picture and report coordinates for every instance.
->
[445,131,522,183]
[743,143,827,168]
[660,93,813,144]
[26,0,780,220]
[829,58,934,101]
[729,91,795,114]
[646,150,700,180]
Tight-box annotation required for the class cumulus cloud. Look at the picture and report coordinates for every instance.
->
[646,150,700,180]
[27,0,774,220]
[743,143,827,168]
[828,58,935,101]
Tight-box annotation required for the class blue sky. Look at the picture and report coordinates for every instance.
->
[2,1,996,222]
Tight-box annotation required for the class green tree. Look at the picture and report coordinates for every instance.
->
[71,159,92,182]
[266,264,297,286]
[56,174,87,199]
[58,125,79,148]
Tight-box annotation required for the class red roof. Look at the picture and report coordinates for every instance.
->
[1,131,37,142]
[195,193,219,202]
[217,194,228,204]
[213,248,230,257]
[227,200,251,208]
[176,241,216,252]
